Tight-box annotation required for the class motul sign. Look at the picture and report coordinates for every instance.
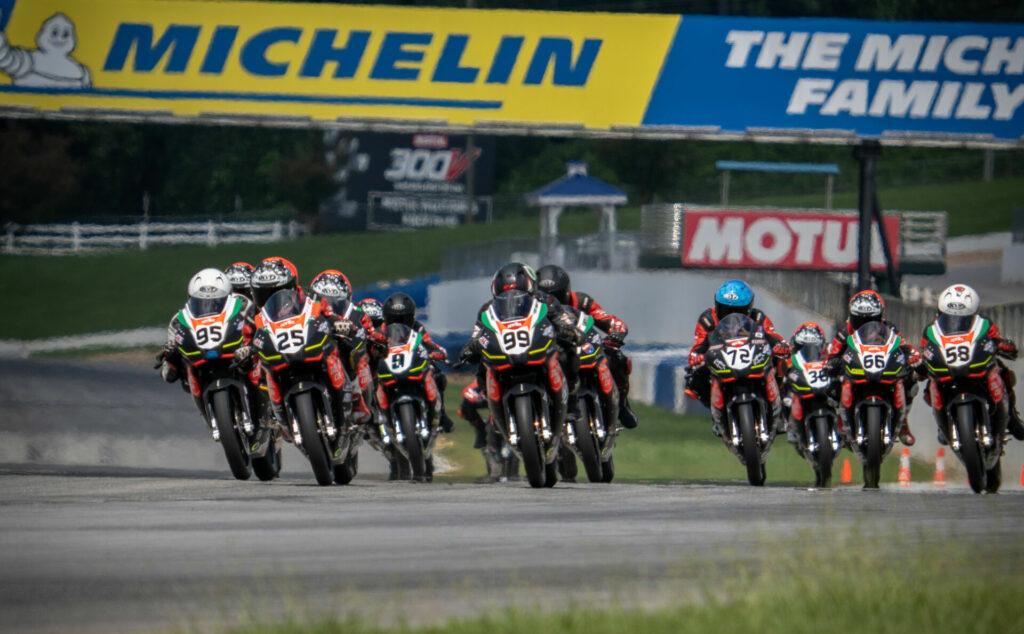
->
[681,208,900,271]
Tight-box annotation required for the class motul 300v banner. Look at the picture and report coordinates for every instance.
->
[681,207,900,271]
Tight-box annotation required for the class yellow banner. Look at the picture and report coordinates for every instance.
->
[0,0,679,129]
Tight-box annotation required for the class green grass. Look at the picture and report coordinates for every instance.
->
[436,378,913,488]
[732,175,1023,237]
[226,537,1024,634]
[2,176,1014,340]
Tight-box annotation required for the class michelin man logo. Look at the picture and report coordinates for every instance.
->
[0,13,91,88]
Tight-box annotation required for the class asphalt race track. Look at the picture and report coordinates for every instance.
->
[2,359,1023,634]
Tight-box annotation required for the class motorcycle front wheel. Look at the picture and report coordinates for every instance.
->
[513,395,545,488]
[814,416,834,488]
[737,402,764,486]
[398,402,426,481]
[295,392,333,486]
[863,406,883,489]
[574,399,603,483]
[955,402,984,494]
[212,390,252,481]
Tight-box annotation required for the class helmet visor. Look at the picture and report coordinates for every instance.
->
[493,290,533,321]
[937,314,974,335]
[187,296,228,318]
[262,289,305,322]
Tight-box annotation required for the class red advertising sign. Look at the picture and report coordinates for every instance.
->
[681,208,900,271]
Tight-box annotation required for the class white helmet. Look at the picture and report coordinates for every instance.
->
[937,284,979,317]
[187,268,231,300]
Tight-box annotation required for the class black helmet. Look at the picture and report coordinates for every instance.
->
[359,298,384,326]
[251,256,298,307]
[537,265,571,304]
[490,262,536,298]
[382,292,416,327]
[223,262,254,300]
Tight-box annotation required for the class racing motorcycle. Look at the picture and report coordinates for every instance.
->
[704,313,783,486]
[377,322,444,482]
[784,342,841,487]
[172,293,281,481]
[477,290,568,488]
[561,311,619,483]
[254,289,362,486]
[921,313,1009,493]
[837,321,910,489]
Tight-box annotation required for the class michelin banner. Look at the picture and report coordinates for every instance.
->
[0,1,1020,145]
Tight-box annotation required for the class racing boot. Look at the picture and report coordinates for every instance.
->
[1007,390,1024,441]
[897,419,916,446]
[439,409,456,433]
[617,388,639,429]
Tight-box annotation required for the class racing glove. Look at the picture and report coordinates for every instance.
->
[153,345,171,370]
[825,356,844,377]
[687,351,705,369]
[606,319,628,345]
[997,339,1019,360]
[459,342,479,364]
[429,349,448,362]
[772,342,791,358]
[231,345,256,372]
[333,319,358,338]
[557,322,583,346]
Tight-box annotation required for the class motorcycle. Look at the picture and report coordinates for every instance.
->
[704,313,783,486]
[477,290,568,488]
[376,322,444,482]
[561,311,620,483]
[784,342,841,487]
[921,313,1009,493]
[837,321,910,489]
[253,289,362,486]
[172,293,281,481]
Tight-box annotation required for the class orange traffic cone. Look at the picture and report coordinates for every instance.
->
[841,458,852,484]
[1019,463,1023,488]
[898,448,912,488]
[934,448,947,488]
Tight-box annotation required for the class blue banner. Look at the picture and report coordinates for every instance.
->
[644,16,1024,143]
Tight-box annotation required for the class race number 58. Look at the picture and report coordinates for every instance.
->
[944,345,970,364]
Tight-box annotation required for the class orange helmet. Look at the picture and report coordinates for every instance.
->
[251,256,298,307]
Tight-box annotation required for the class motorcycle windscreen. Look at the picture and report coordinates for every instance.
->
[386,322,414,346]
[854,320,890,345]
[186,296,228,318]
[493,290,534,321]
[797,342,826,362]
[263,289,305,322]
[707,312,756,347]
[323,296,351,317]
[937,314,974,335]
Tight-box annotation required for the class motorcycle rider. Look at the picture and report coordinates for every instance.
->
[359,298,385,330]
[223,262,255,301]
[382,292,456,433]
[824,289,919,446]
[920,284,1024,444]
[155,269,258,417]
[536,265,639,429]
[309,269,383,427]
[457,379,506,482]
[684,280,791,436]
[782,322,831,445]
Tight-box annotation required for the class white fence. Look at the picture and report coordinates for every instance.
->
[2,220,305,254]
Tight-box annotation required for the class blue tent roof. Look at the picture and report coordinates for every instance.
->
[527,161,627,206]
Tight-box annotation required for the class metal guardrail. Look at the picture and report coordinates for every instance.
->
[3,220,305,254]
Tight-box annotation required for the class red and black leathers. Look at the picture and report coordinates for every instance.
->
[685,306,790,408]
[560,291,636,428]
[920,316,1024,441]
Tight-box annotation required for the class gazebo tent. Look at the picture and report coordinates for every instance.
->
[527,161,628,240]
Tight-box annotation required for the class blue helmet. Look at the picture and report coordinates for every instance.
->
[715,280,754,319]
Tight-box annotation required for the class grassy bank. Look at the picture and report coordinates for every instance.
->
[3,176,1018,340]
[437,378,910,488]
[227,537,1023,634]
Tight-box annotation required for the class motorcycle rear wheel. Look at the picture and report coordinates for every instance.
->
[295,392,333,486]
[212,390,251,481]
[814,416,834,488]
[955,402,984,494]
[252,443,280,482]
[738,403,764,486]
[399,402,426,481]
[514,396,545,488]
[333,451,356,485]
[863,406,882,489]
[574,399,604,483]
